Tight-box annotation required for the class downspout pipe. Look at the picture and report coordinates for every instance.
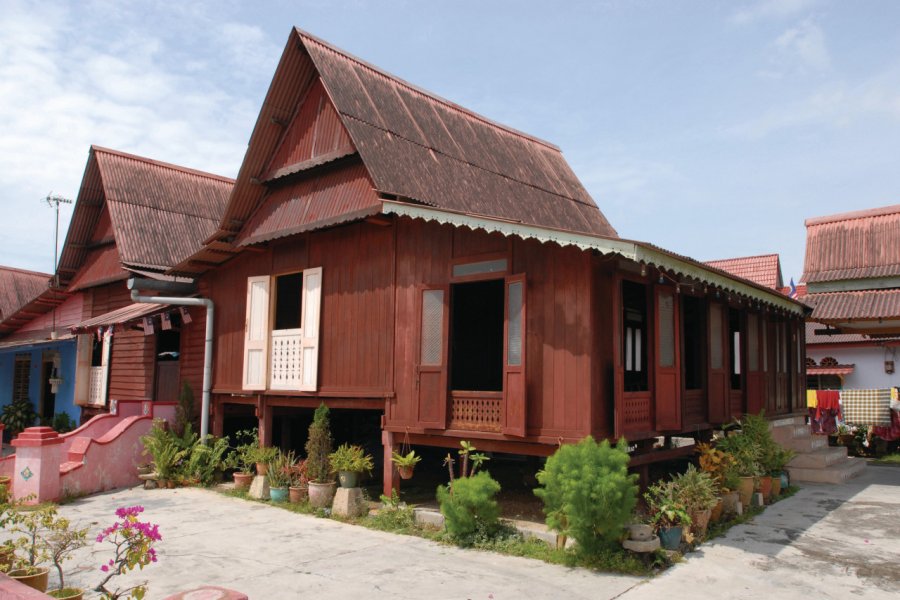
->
[127,277,214,441]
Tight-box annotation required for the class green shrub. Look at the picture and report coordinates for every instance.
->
[305,403,333,483]
[436,471,501,545]
[1,397,36,436]
[534,437,637,555]
[51,412,76,433]
[182,435,230,485]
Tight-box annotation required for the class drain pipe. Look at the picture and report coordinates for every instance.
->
[127,277,214,441]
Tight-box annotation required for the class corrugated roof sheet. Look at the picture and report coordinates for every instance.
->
[807,289,900,321]
[70,302,167,332]
[705,254,784,290]
[58,146,233,288]
[0,328,75,350]
[66,244,127,292]
[0,266,49,323]
[802,203,900,283]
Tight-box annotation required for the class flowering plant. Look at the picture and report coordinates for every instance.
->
[95,506,161,600]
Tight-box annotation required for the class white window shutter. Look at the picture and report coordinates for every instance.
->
[73,334,92,406]
[99,327,112,406]
[299,267,322,391]
[243,276,271,390]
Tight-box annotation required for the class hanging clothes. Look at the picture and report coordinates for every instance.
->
[841,389,892,427]
[809,390,840,435]
[807,389,818,408]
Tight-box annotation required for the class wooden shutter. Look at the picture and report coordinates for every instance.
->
[654,286,681,431]
[502,275,527,437]
[73,334,92,406]
[96,328,112,406]
[745,313,765,414]
[242,276,270,390]
[707,302,728,423]
[299,267,322,392]
[416,285,448,429]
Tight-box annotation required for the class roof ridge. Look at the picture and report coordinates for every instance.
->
[706,253,779,263]
[805,203,900,227]
[342,113,598,210]
[91,145,236,185]
[0,265,52,278]
[294,27,562,152]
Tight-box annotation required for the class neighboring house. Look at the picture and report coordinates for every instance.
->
[800,205,900,390]
[0,266,81,428]
[705,254,784,291]
[0,146,233,425]
[168,28,807,493]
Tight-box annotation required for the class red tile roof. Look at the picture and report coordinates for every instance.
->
[58,146,233,289]
[804,288,900,321]
[0,266,49,323]
[704,254,784,290]
[802,204,900,284]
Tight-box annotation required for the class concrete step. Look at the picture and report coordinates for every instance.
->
[787,446,848,469]
[769,415,807,429]
[784,434,828,453]
[771,424,811,445]
[787,457,866,484]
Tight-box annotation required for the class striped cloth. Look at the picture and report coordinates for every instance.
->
[841,389,892,426]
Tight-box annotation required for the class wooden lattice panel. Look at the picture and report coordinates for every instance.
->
[623,394,652,431]
[270,329,303,390]
[449,394,502,432]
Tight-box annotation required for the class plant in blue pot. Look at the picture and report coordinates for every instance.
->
[644,479,691,551]
[266,449,296,503]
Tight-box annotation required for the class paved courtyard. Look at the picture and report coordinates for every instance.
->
[50,466,899,599]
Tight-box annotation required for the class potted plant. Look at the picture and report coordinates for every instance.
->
[671,464,718,539]
[251,445,278,477]
[717,429,761,507]
[225,429,259,490]
[768,447,795,498]
[329,444,374,488]
[644,479,691,551]
[8,505,55,592]
[696,442,734,522]
[289,459,309,503]
[266,449,295,503]
[45,515,89,600]
[391,449,422,480]
[305,403,335,508]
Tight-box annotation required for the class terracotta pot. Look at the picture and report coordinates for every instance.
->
[233,472,253,490]
[9,566,50,592]
[770,474,782,498]
[156,478,168,488]
[166,480,177,489]
[289,485,308,503]
[721,491,740,516]
[398,465,415,480]
[690,508,712,539]
[710,497,724,523]
[758,475,773,503]
[737,477,755,508]
[256,462,269,476]
[308,481,336,508]
[48,588,84,600]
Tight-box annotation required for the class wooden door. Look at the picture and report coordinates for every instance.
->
[654,286,681,431]
[502,275,527,436]
[416,285,449,429]
[745,312,765,414]
[707,302,728,424]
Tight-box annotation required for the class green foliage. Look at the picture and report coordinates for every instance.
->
[44,514,88,590]
[716,428,762,477]
[367,490,416,532]
[174,381,196,437]
[644,479,691,529]
[248,445,278,466]
[436,471,501,545]
[140,420,186,480]
[329,444,374,474]
[9,504,56,569]
[266,449,297,488]
[390,450,422,469]
[670,464,718,512]
[534,437,637,556]
[51,413,76,434]
[181,435,230,486]
[1,397,37,436]
[443,440,489,482]
[305,403,333,483]
[223,429,260,475]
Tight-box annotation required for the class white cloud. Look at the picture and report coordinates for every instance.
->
[770,20,830,73]
[731,0,818,25]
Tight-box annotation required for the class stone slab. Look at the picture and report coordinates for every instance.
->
[332,486,367,518]
[623,537,660,553]
[248,475,269,500]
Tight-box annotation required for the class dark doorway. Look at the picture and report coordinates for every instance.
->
[40,361,56,423]
[450,279,504,391]
[155,328,181,403]
[682,295,706,390]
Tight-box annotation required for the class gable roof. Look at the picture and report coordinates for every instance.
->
[58,146,233,289]
[201,27,614,258]
[802,203,900,284]
[704,254,784,290]
[0,266,49,326]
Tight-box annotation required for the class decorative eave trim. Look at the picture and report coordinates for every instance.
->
[381,200,805,316]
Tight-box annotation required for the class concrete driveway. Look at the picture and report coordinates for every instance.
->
[52,466,899,599]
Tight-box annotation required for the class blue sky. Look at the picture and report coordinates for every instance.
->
[2,0,899,284]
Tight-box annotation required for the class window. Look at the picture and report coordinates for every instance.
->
[623,280,648,392]
[450,279,504,391]
[13,354,30,403]
[242,267,322,392]
[729,308,742,390]
[682,295,705,390]
[807,374,841,390]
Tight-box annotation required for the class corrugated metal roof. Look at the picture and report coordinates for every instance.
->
[66,244,128,292]
[70,302,167,332]
[58,146,233,288]
[0,328,75,350]
[705,254,783,290]
[802,203,900,283]
[807,289,900,321]
[0,266,49,323]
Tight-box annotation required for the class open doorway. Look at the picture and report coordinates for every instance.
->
[155,328,181,403]
[449,279,504,391]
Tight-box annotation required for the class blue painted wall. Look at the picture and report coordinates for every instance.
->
[0,339,79,428]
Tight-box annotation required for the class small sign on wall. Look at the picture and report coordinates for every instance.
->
[886,360,895,374]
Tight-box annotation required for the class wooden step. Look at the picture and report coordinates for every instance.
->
[787,457,866,484]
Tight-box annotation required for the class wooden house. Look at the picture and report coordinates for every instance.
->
[47,146,233,420]
[170,29,808,492]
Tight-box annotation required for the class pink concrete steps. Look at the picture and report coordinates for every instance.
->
[769,414,866,485]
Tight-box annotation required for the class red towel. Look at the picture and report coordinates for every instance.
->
[817,390,841,419]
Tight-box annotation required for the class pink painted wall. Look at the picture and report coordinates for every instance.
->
[59,416,153,498]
